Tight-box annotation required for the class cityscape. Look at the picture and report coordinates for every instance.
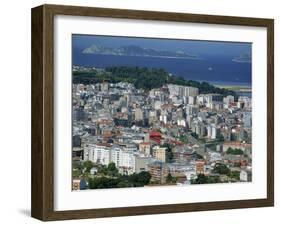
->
[72,36,252,190]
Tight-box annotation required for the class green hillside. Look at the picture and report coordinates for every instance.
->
[73,66,237,97]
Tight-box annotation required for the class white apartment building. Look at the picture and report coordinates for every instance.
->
[87,144,112,165]
[134,108,143,121]
[152,146,167,162]
[240,169,252,182]
[85,144,152,175]
[110,146,136,173]
[121,151,136,172]
[238,96,252,109]
[177,118,186,127]
[188,96,196,105]
[154,100,162,110]
[223,95,235,105]
[207,124,217,139]
[159,113,168,124]
[184,86,199,97]
[205,94,224,108]
[167,84,199,97]
[186,104,199,116]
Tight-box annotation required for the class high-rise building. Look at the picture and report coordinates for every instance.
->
[206,94,223,103]
[87,144,112,165]
[148,161,169,184]
[243,112,252,127]
[223,95,235,105]
[134,108,143,121]
[195,160,205,175]
[207,124,218,139]
[240,169,252,182]
[139,142,151,155]
[100,82,109,92]
[184,86,199,97]
[135,156,153,173]
[110,146,137,174]
[167,84,198,97]
[186,104,199,116]
[152,146,167,162]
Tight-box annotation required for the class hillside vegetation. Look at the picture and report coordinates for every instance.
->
[73,66,237,97]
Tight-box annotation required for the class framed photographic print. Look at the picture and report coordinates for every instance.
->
[31,4,274,221]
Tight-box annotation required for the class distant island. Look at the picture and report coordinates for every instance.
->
[82,44,201,59]
[232,53,252,63]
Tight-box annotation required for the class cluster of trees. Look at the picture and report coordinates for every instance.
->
[72,161,83,178]
[226,147,244,155]
[73,66,237,97]
[73,70,104,84]
[106,66,169,91]
[213,163,240,181]
[178,135,189,144]
[96,162,119,177]
[191,174,220,184]
[191,163,241,184]
[73,161,152,189]
[88,171,151,189]
[228,171,240,181]
[73,161,123,179]
[213,163,231,175]
[166,173,177,184]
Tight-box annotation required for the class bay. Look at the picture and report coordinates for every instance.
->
[72,51,252,85]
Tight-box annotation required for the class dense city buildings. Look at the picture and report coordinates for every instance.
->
[72,66,252,190]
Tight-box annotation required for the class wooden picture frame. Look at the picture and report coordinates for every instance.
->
[31,4,274,221]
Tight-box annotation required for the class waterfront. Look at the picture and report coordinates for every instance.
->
[73,53,251,85]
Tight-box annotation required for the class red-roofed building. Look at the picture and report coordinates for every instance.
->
[149,131,162,144]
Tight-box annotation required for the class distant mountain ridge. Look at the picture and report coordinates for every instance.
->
[82,44,201,59]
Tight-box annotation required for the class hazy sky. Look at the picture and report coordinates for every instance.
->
[72,34,252,58]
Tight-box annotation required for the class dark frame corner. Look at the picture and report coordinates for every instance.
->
[31,4,274,221]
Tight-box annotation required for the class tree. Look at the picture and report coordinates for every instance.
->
[126,171,151,187]
[226,147,244,155]
[137,171,151,185]
[191,174,220,184]
[73,161,83,171]
[213,163,230,175]
[206,176,220,183]
[97,164,108,175]
[88,177,120,189]
[228,171,240,180]
[107,162,119,177]
[166,173,177,184]
[117,181,131,188]
[179,135,189,144]
[192,174,208,184]
[83,160,94,173]
[72,169,81,178]
[166,173,173,183]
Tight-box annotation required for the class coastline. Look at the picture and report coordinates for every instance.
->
[188,79,251,92]
[214,84,251,93]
